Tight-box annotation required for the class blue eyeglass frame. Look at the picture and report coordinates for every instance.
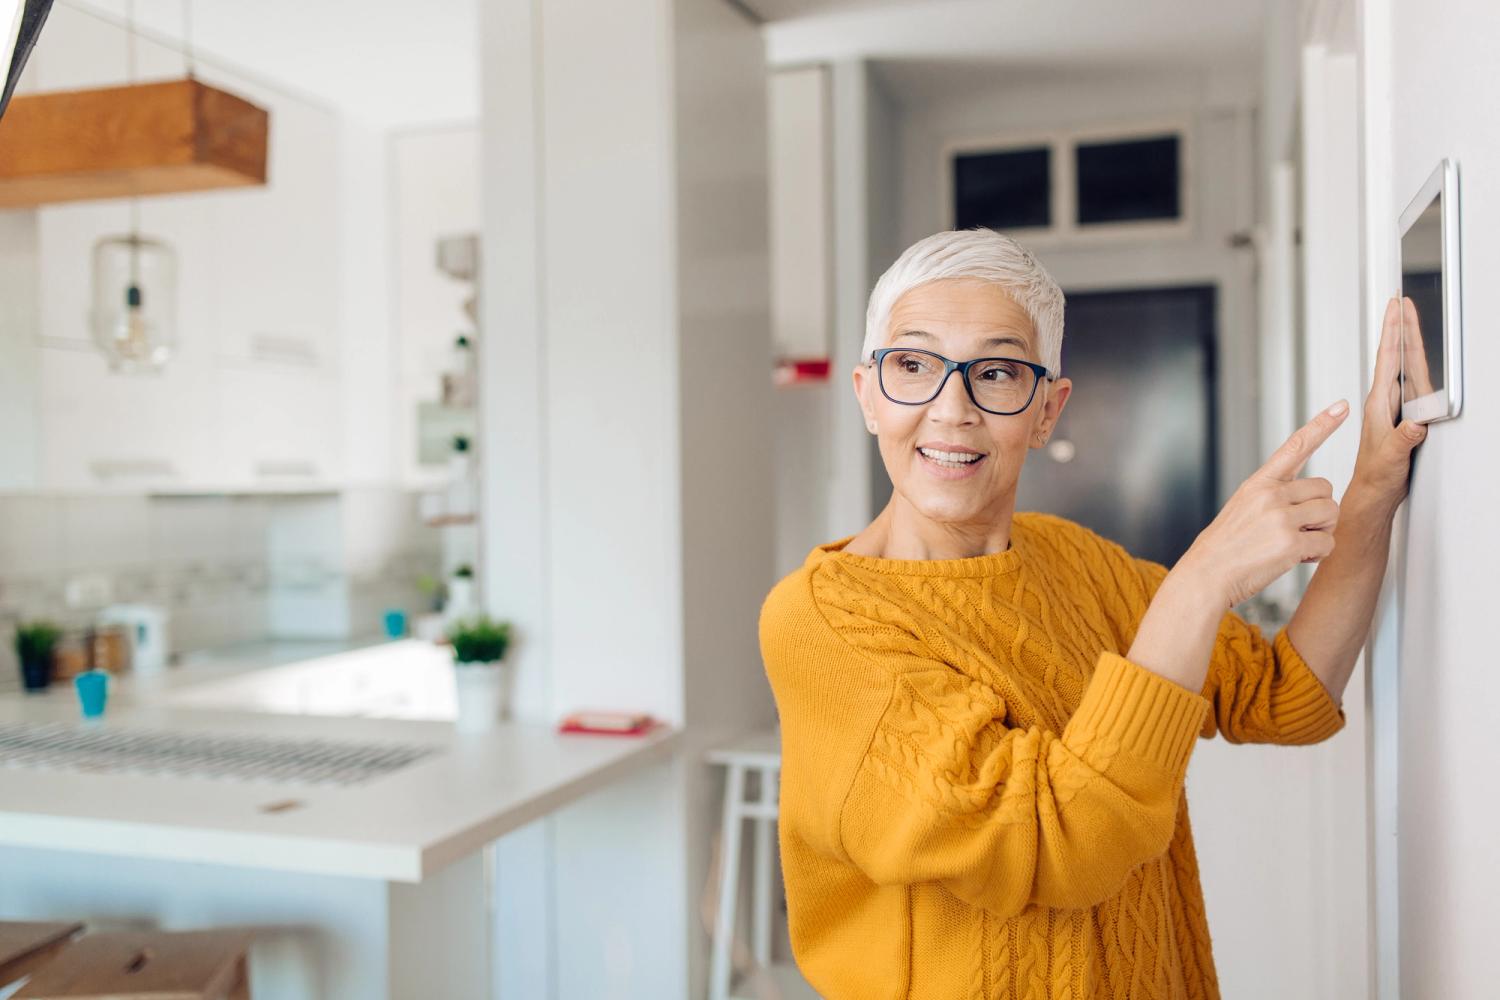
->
[868,347,1058,416]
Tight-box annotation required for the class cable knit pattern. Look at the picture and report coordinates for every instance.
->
[758,511,1347,999]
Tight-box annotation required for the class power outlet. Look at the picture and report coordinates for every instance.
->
[64,573,113,609]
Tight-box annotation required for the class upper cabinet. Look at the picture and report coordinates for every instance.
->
[2,4,475,497]
[11,6,349,494]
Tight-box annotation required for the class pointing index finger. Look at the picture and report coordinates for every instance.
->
[1257,400,1350,482]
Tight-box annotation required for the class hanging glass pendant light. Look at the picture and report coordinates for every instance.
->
[90,226,177,372]
[87,0,179,373]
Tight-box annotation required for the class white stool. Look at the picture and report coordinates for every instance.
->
[707,729,782,1000]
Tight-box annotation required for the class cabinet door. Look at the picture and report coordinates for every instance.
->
[39,347,220,493]
[205,90,340,371]
[217,365,342,490]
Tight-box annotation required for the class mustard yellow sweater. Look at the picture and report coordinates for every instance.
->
[758,511,1347,1000]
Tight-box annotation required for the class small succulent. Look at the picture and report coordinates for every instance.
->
[448,616,511,664]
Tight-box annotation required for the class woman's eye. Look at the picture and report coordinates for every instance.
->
[977,362,1020,381]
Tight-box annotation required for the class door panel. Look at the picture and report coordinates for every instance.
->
[1017,286,1218,567]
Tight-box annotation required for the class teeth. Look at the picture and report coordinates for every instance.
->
[919,447,982,465]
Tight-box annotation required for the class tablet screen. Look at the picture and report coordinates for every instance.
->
[1400,191,1445,399]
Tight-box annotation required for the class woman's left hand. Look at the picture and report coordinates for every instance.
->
[1352,295,1428,507]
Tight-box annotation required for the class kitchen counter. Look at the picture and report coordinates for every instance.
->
[0,640,678,880]
[0,640,681,999]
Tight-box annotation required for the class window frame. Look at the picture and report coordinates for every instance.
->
[939,116,1194,246]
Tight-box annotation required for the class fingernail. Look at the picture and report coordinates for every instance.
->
[1327,399,1349,416]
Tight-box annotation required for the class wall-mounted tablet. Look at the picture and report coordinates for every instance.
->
[1397,159,1463,423]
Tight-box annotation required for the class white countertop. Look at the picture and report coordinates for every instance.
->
[0,641,679,882]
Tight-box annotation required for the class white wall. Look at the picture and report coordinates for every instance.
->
[1364,1,1500,995]
[0,212,40,490]
[673,2,778,989]
[479,0,774,995]
[1299,27,1372,1000]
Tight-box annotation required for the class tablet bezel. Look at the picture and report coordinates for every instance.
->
[1397,158,1463,423]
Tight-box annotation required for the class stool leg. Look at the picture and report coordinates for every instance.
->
[751,767,777,970]
[710,764,746,1000]
[227,955,251,999]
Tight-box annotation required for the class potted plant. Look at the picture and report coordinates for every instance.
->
[14,621,61,692]
[447,615,512,733]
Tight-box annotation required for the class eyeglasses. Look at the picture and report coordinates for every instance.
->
[868,347,1056,416]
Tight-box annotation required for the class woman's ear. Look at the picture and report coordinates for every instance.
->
[1031,377,1072,446]
[852,364,878,434]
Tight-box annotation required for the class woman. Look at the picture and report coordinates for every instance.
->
[758,229,1424,999]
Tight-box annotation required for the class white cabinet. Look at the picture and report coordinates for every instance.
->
[217,365,342,490]
[38,347,220,492]
[203,95,340,371]
[26,12,346,495]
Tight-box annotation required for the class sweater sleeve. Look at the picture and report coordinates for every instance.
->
[1131,557,1347,745]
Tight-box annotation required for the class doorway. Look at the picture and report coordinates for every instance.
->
[1016,285,1219,566]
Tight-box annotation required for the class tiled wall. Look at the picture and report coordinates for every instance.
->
[0,490,441,688]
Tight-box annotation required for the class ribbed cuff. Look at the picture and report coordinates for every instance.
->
[1266,627,1348,743]
[1065,650,1211,777]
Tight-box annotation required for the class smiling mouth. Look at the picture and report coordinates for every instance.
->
[916,446,986,469]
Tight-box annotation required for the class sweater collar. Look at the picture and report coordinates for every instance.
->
[809,515,1028,577]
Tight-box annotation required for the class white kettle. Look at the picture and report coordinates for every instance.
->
[97,604,170,674]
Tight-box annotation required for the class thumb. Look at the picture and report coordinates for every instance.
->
[1395,420,1427,450]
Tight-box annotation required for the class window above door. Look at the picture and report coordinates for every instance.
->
[944,119,1192,245]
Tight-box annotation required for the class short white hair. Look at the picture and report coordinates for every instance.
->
[863,229,1065,374]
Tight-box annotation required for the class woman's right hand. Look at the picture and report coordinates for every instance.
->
[1179,400,1352,609]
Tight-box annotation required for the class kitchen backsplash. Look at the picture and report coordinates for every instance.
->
[0,489,441,687]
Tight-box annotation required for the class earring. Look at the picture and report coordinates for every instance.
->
[866,420,877,433]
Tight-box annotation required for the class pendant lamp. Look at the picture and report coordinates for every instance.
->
[90,227,177,372]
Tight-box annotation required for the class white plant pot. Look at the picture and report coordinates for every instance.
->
[445,578,476,622]
[453,658,507,733]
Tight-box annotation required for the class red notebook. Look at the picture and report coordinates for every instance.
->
[557,710,660,736]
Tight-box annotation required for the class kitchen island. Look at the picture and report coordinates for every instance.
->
[0,641,679,999]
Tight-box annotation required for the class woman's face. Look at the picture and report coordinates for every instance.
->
[853,278,1072,528]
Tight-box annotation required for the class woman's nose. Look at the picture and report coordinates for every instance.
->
[927,368,981,423]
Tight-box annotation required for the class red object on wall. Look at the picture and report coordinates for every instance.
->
[773,356,831,386]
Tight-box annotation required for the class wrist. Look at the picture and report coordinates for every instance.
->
[1161,553,1231,618]
[1343,475,1402,525]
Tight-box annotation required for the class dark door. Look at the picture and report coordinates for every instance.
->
[1017,285,1218,567]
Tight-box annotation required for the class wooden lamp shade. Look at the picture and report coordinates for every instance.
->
[0,77,268,208]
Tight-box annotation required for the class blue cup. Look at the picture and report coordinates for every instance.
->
[75,670,109,720]
[382,609,408,639]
